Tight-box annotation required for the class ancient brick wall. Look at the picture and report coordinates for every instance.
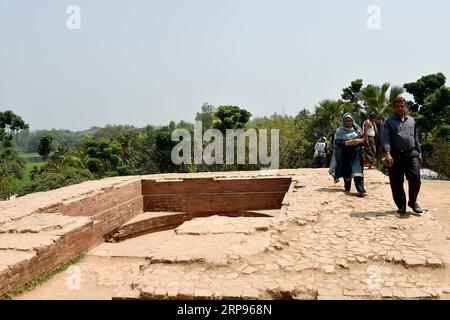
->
[0,175,292,297]
[0,178,142,296]
[142,177,291,213]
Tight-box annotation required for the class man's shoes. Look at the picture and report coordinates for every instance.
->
[397,206,406,215]
[409,203,423,216]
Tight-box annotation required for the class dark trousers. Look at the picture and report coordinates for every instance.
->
[388,153,421,209]
[315,156,327,168]
[344,177,365,193]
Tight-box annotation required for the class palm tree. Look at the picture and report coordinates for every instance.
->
[311,100,352,139]
[49,147,85,173]
[359,83,405,121]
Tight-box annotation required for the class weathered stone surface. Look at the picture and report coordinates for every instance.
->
[1,169,448,301]
[175,216,275,235]
[0,213,80,234]
[404,288,432,299]
[380,288,393,298]
[323,265,335,274]
[0,233,59,251]
[0,250,36,267]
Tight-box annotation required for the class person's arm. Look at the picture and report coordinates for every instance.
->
[414,121,423,164]
[381,119,393,167]
[381,120,391,153]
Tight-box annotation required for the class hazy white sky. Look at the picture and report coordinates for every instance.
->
[1,0,449,130]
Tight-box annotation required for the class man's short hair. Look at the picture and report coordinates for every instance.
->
[393,96,407,107]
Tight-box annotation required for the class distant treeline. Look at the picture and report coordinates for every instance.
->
[13,125,141,153]
[1,72,449,200]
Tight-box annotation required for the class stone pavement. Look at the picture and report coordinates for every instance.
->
[7,169,450,300]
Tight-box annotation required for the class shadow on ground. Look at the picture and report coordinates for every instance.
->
[350,210,404,219]
[315,187,343,193]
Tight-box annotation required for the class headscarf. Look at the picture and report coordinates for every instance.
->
[334,113,362,142]
[329,113,364,183]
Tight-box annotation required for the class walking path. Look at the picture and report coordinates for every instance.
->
[14,169,450,300]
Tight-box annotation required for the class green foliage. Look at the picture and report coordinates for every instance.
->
[309,100,351,141]
[213,105,252,131]
[19,167,93,196]
[82,135,124,176]
[195,103,215,131]
[10,157,44,193]
[404,73,450,178]
[359,83,405,120]
[424,137,450,179]
[5,73,450,199]
[151,128,187,173]
[404,73,446,111]
[37,134,54,160]
[341,79,363,103]
[92,124,138,139]
[1,110,28,199]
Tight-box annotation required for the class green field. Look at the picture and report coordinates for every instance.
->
[11,153,44,193]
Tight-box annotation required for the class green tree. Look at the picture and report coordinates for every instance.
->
[404,73,446,112]
[418,86,450,139]
[82,136,124,176]
[151,128,185,173]
[341,79,364,103]
[0,110,28,199]
[37,135,54,161]
[213,105,252,131]
[310,100,351,141]
[48,147,85,173]
[19,167,92,196]
[195,103,215,131]
[359,83,405,120]
[341,79,365,124]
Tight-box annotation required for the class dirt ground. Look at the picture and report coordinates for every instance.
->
[14,171,450,300]
[420,180,450,228]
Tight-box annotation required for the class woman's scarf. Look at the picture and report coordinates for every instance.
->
[329,113,363,182]
[334,113,362,143]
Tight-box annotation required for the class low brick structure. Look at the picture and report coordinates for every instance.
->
[0,174,291,296]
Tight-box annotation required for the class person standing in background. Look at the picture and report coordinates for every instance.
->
[314,137,328,168]
[362,112,378,169]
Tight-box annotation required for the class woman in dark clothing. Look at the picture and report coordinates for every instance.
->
[329,113,367,196]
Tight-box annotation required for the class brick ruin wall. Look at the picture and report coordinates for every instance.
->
[0,176,292,296]
[142,177,291,212]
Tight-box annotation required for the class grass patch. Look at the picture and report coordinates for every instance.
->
[19,152,41,160]
[10,153,45,194]
[1,252,86,300]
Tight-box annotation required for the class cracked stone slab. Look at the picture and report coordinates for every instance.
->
[0,233,60,251]
[0,213,83,234]
[0,250,36,269]
[147,234,272,265]
[174,216,276,235]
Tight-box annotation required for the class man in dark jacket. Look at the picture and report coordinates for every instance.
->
[382,96,423,216]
